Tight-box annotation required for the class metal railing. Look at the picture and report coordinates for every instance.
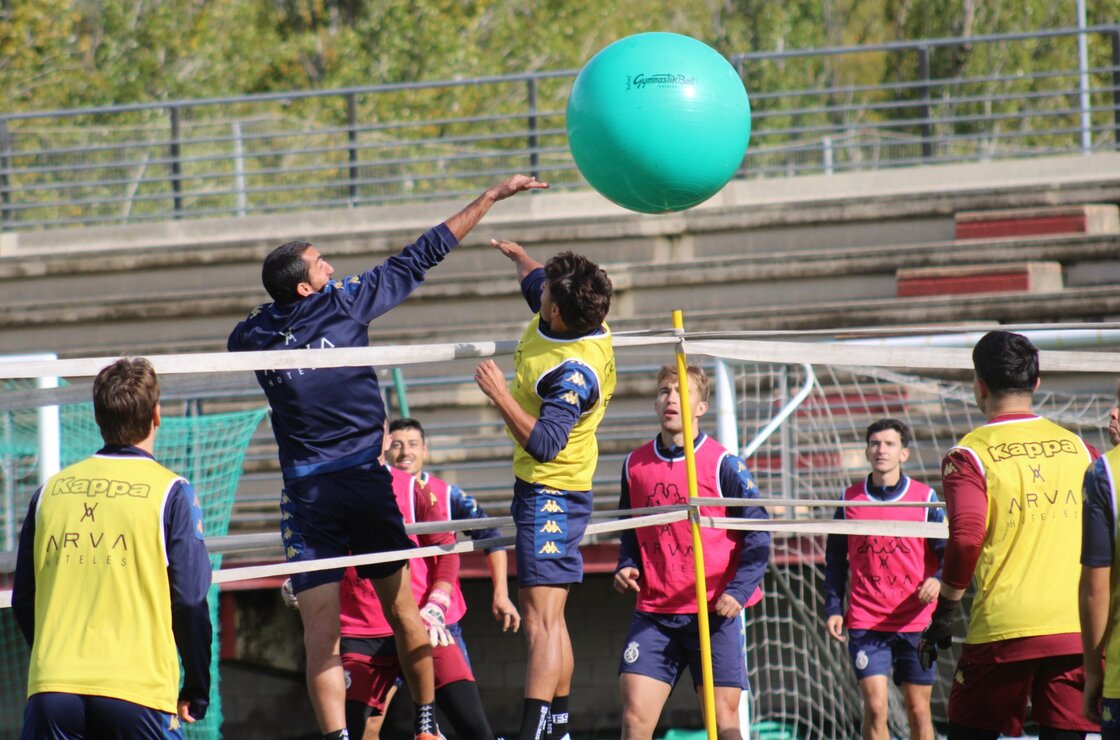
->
[1,25,1118,231]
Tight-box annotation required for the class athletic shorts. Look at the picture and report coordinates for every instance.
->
[512,479,593,587]
[341,626,474,712]
[1101,698,1120,739]
[618,610,748,690]
[947,652,1096,735]
[22,692,183,739]
[847,629,935,685]
[280,462,415,592]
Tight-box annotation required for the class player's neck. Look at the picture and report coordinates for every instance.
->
[984,394,1034,420]
[659,427,699,450]
[869,468,902,489]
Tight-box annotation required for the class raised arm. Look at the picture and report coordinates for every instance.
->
[443,176,548,242]
[489,238,545,282]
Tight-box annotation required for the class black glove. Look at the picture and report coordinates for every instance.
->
[917,595,960,671]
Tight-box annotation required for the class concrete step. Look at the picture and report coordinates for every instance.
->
[3,232,1118,359]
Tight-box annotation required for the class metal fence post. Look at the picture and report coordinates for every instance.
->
[169,106,183,218]
[527,77,540,181]
[917,45,934,160]
[232,121,248,217]
[1112,30,1120,151]
[347,92,359,205]
[0,119,10,230]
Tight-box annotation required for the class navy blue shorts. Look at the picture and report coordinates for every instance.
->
[22,692,183,739]
[618,610,748,690]
[847,629,935,685]
[1102,698,1120,739]
[511,480,593,588]
[281,462,415,593]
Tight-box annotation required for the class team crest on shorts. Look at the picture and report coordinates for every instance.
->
[623,641,640,664]
[855,650,869,671]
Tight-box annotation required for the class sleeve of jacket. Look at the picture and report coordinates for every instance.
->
[449,484,504,551]
[12,490,41,646]
[616,453,641,573]
[165,481,214,719]
[823,507,848,618]
[719,454,770,606]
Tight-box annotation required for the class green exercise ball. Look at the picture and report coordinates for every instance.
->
[566,32,752,214]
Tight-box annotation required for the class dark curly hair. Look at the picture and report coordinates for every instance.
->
[973,330,1039,397]
[544,251,612,334]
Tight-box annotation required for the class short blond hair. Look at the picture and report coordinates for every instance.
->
[656,364,710,402]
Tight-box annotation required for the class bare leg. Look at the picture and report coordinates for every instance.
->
[297,582,347,733]
[858,674,891,740]
[620,673,672,739]
[901,682,934,740]
[520,585,570,700]
[371,564,435,706]
[357,683,395,740]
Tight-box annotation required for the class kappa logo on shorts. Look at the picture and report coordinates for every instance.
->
[169,715,181,730]
[623,641,640,664]
[540,499,564,514]
[344,669,352,690]
[854,650,869,671]
[539,541,561,556]
[1103,703,1115,724]
[954,669,965,686]
[540,519,562,534]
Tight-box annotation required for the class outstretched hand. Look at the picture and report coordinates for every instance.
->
[487,174,549,202]
[475,360,510,403]
[489,238,529,263]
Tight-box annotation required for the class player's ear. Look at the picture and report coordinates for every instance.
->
[295,280,316,298]
[899,445,911,464]
[695,399,709,418]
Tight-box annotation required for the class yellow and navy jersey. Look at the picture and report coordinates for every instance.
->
[950,415,1091,644]
[510,300,615,490]
[11,446,213,717]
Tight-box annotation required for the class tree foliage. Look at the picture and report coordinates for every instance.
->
[3,0,1117,113]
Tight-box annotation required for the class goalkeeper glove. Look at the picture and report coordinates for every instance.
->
[917,595,960,671]
[419,589,455,647]
[280,578,300,610]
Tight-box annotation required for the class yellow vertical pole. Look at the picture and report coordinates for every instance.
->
[673,309,718,740]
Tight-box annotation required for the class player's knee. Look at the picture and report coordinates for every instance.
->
[620,703,655,736]
[863,691,889,721]
[906,699,931,725]
[301,617,340,658]
[520,607,557,641]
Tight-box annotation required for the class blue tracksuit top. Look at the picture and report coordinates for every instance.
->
[228,224,458,480]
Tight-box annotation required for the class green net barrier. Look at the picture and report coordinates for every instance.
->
[0,402,267,739]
